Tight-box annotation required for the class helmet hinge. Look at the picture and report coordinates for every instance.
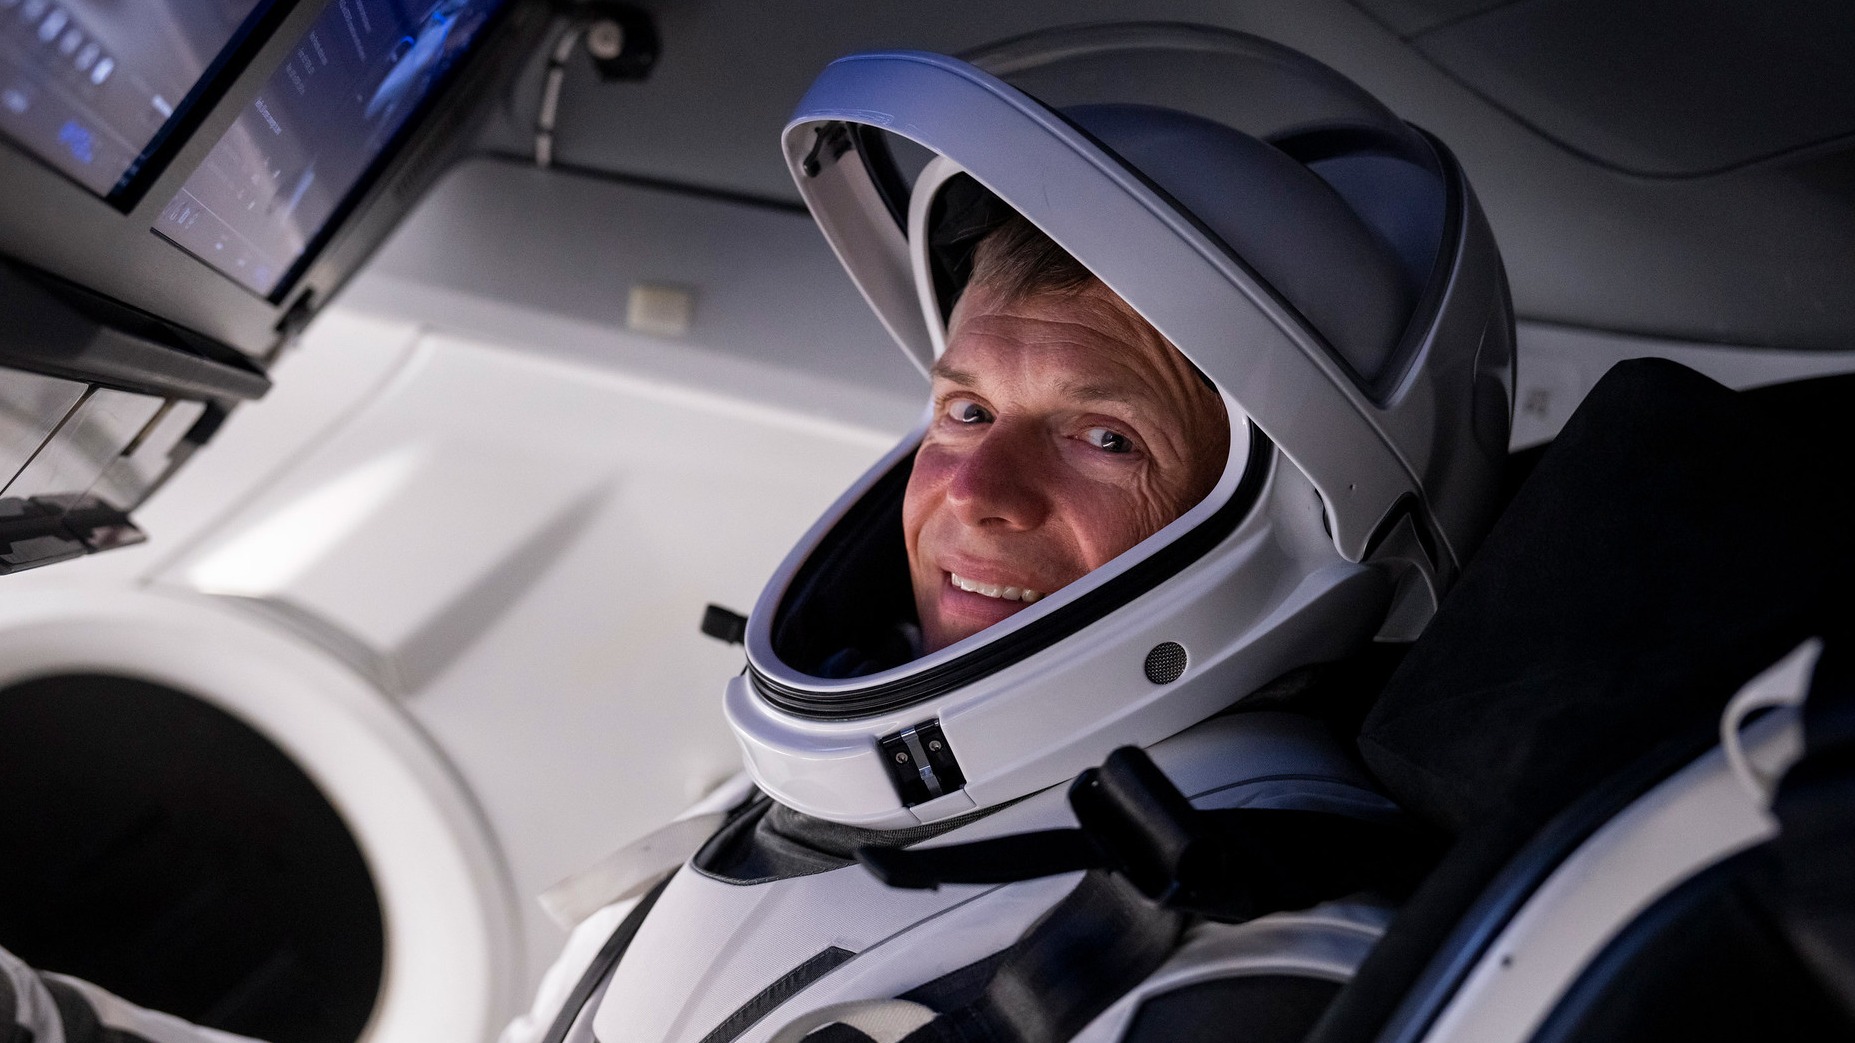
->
[801,122,853,178]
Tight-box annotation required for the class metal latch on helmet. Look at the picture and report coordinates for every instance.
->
[878,720,966,807]
[801,122,853,178]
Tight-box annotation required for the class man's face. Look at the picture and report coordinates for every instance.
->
[903,279,1230,654]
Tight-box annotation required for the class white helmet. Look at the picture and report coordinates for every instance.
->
[724,25,1514,829]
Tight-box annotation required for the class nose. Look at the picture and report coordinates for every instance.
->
[945,421,1050,531]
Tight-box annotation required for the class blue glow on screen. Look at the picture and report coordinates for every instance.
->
[154,0,504,297]
[0,0,271,197]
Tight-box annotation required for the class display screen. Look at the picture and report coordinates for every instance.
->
[0,0,275,198]
[154,0,503,297]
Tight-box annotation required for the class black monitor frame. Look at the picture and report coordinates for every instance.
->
[106,0,300,212]
[0,0,549,371]
[0,0,296,211]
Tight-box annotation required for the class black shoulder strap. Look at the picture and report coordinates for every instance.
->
[900,871,1184,1043]
[860,746,1436,922]
[831,747,1433,1043]
[539,873,674,1043]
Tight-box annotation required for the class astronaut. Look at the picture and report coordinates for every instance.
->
[500,26,1514,1043]
[0,25,1513,1043]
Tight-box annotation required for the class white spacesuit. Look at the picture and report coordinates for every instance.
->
[1,25,1515,1043]
[504,25,1514,1043]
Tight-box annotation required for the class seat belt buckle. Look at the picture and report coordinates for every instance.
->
[1069,747,1238,914]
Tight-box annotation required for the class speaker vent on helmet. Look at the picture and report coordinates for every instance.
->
[1144,642,1188,685]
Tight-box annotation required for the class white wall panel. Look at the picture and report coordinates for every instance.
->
[158,328,901,993]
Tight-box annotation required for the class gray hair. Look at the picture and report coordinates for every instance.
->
[966,212,1096,302]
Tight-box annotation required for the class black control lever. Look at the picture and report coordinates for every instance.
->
[700,604,748,645]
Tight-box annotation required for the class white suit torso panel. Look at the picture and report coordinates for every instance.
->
[512,712,1399,1043]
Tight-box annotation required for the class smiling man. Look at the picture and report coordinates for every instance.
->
[0,31,1518,1043]
[0,34,1511,1043]
[905,214,1230,653]
[652,36,1512,1041]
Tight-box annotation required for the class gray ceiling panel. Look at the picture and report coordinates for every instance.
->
[454,0,1855,351]
[1412,0,1855,176]
[474,0,1415,207]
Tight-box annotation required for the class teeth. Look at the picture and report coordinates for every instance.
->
[950,572,1042,603]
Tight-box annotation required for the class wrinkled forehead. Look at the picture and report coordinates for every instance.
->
[938,280,1216,413]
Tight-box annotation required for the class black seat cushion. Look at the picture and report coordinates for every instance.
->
[1304,360,1855,1043]
[1359,359,1855,835]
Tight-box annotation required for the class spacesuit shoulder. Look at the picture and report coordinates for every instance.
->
[498,897,642,1043]
[504,771,759,1043]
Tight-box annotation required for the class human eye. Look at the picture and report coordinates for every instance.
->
[943,397,993,425]
[1083,426,1135,454]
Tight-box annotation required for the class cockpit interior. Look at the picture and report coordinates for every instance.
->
[0,3,1851,1043]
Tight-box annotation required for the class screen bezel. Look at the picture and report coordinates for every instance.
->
[152,0,521,304]
[0,0,299,211]
[106,0,300,211]
[0,0,545,364]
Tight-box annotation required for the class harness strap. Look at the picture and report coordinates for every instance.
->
[773,745,1423,1043]
[538,874,674,1043]
[539,811,729,928]
[860,746,1434,922]
[900,871,1186,1043]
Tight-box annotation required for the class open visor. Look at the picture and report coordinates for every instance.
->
[747,25,1502,722]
